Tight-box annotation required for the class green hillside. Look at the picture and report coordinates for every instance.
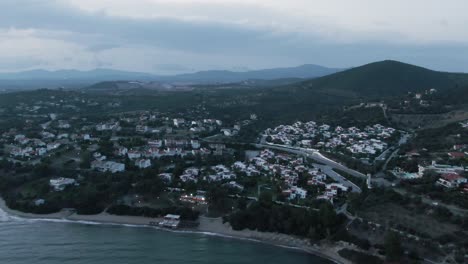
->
[298,60,468,98]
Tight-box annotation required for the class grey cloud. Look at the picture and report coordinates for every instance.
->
[0,1,278,55]
[0,1,467,72]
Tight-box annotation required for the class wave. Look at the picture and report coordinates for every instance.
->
[0,207,340,263]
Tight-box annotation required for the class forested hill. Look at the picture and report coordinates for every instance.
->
[295,60,468,98]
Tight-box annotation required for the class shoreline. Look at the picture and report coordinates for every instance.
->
[0,198,350,264]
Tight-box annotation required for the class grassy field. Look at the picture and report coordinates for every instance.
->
[359,203,458,239]
[390,109,468,130]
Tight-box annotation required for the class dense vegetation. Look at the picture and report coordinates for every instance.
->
[226,193,347,241]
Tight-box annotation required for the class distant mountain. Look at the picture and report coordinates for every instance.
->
[0,64,341,90]
[161,64,342,83]
[298,60,468,98]
[0,69,157,81]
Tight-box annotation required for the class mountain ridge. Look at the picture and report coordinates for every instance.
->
[0,64,342,84]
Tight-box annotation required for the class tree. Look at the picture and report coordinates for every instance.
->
[236,197,247,210]
[319,203,337,236]
[80,151,92,169]
[207,186,230,213]
[259,191,273,208]
[384,230,403,262]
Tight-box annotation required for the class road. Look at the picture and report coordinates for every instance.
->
[374,132,411,182]
[312,163,362,193]
[254,142,398,189]
[254,143,367,179]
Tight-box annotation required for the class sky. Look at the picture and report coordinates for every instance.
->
[1,0,468,74]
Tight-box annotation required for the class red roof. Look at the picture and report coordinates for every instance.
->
[441,173,463,181]
[448,152,465,158]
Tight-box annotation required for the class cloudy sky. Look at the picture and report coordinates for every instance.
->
[1,0,468,74]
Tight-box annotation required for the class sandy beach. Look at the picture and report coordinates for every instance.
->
[0,198,351,264]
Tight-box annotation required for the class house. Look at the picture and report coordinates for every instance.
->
[127,150,142,159]
[10,147,34,157]
[180,174,197,183]
[190,140,200,149]
[233,161,247,170]
[58,120,71,129]
[57,133,69,139]
[135,159,151,169]
[117,146,128,156]
[180,194,207,204]
[173,118,185,127]
[425,161,466,174]
[283,186,307,200]
[158,214,180,228]
[221,128,232,136]
[34,199,45,206]
[184,167,200,176]
[158,173,173,183]
[91,161,125,173]
[93,152,106,161]
[224,181,244,191]
[135,125,148,133]
[437,173,467,188]
[325,183,348,195]
[448,152,465,159]
[46,142,61,151]
[49,177,76,191]
[148,140,163,148]
[36,148,47,156]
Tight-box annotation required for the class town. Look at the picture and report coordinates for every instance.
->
[0,90,467,264]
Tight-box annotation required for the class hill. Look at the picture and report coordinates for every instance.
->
[298,60,468,98]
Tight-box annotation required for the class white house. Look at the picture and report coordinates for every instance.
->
[91,161,125,173]
[191,140,201,149]
[135,159,151,169]
[49,177,76,191]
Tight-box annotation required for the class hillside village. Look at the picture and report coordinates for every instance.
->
[0,88,467,264]
[264,121,397,160]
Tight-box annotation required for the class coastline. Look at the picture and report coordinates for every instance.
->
[0,198,351,264]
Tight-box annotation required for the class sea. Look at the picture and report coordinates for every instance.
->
[0,208,331,264]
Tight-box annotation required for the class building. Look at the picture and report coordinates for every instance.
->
[158,214,180,228]
[49,177,76,191]
[148,140,163,148]
[173,118,185,127]
[424,161,466,174]
[91,161,125,173]
[127,150,142,159]
[135,159,151,169]
[437,173,467,188]
[283,186,307,200]
[46,142,61,151]
[190,140,200,149]
[158,173,173,183]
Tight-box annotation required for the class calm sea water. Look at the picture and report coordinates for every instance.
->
[0,209,331,264]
